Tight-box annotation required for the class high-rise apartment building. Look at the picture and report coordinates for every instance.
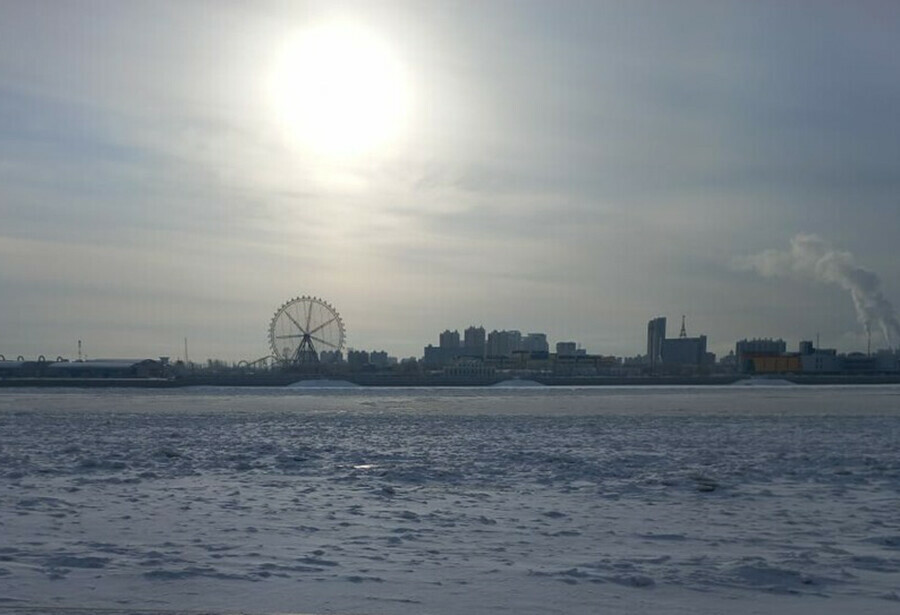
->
[647,317,666,367]
[439,329,461,349]
[521,333,549,353]
[487,329,522,359]
[464,326,486,358]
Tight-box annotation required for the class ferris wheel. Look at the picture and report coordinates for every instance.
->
[268,296,346,365]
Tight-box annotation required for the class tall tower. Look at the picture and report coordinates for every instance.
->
[679,315,687,338]
[647,317,666,368]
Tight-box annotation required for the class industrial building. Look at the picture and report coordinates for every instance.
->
[734,339,899,375]
[736,339,788,372]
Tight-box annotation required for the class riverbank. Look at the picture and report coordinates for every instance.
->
[2,373,900,388]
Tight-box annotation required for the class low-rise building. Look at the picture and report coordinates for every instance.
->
[43,359,165,378]
[800,349,840,373]
[662,336,708,366]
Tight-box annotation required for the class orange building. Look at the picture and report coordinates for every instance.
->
[743,353,801,374]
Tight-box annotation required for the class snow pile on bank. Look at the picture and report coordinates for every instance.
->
[491,379,545,387]
[731,378,796,386]
[286,379,360,388]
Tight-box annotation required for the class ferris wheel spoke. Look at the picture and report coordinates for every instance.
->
[307,315,338,336]
[304,301,313,332]
[275,334,305,339]
[284,311,308,334]
[308,333,338,349]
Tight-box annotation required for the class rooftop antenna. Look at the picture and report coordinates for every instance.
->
[679,315,687,338]
[184,337,189,364]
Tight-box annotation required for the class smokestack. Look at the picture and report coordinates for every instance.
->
[737,234,900,349]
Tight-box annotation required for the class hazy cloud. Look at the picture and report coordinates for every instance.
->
[1,1,899,359]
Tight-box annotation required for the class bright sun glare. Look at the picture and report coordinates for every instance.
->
[270,22,411,156]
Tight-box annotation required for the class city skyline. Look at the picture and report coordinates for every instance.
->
[1,308,894,367]
[2,2,899,361]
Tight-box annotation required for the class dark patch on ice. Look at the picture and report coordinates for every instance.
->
[864,535,900,549]
[637,533,687,541]
[44,555,109,569]
[258,562,324,574]
[297,556,339,567]
[366,595,422,604]
[529,567,595,585]
[201,544,237,553]
[143,566,250,581]
[346,574,384,582]
[691,474,719,492]
[153,447,182,459]
[544,530,581,537]
[378,466,465,485]
[608,574,655,587]
[16,496,75,511]
[559,567,590,578]
[722,561,842,593]
[849,555,900,572]
[631,555,671,564]
[76,456,127,471]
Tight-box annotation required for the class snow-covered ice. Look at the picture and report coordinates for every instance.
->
[1,386,899,614]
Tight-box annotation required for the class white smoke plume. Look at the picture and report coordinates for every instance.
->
[737,234,900,348]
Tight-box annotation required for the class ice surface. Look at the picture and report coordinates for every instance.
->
[1,386,899,614]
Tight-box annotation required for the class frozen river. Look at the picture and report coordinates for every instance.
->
[1,385,899,614]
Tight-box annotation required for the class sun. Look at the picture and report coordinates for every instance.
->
[269,22,411,156]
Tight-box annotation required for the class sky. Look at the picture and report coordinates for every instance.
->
[1,0,899,362]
